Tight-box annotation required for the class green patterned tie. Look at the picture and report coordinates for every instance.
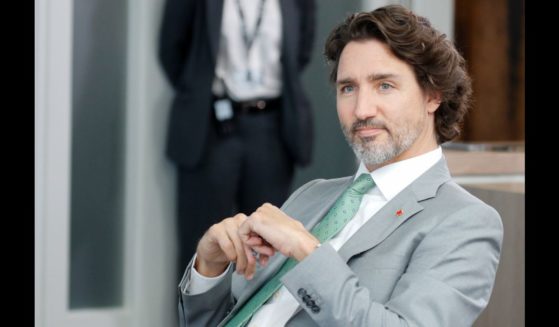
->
[224,173,375,327]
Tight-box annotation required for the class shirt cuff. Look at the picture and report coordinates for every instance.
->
[187,253,233,295]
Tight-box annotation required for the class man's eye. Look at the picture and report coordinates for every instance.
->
[379,83,393,90]
[341,85,354,93]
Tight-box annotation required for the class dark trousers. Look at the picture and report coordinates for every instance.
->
[176,105,294,278]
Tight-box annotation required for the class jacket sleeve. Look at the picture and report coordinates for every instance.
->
[177,180,323,326]
[297,0,317,71]
[281,204,503,327]
[178,257,236,327]
[158,0,197,90]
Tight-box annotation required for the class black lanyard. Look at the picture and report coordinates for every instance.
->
[234,0,267,55]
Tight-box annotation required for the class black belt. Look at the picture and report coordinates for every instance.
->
[231,97,281,114]
[211,96,281,136]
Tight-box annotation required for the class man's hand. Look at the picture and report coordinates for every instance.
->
[195,213,274,279]
[239,203,320,270]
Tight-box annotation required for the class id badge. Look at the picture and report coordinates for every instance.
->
[213,99,234,121]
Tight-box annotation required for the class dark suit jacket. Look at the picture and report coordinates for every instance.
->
[159,0,316,168]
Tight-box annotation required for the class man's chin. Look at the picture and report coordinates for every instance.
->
[353,137,381,148]
[352,142,398,162]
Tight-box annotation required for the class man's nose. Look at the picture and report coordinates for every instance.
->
[354,89,378,120]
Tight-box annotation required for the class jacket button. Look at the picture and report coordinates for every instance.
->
[297,288,307,297]
[302,294,311,303]
[311,305,321,313]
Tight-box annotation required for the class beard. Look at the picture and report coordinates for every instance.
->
[341,118,419,166]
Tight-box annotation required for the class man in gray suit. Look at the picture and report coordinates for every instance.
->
[178,5,503,326]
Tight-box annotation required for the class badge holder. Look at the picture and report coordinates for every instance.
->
[213,98,236,135]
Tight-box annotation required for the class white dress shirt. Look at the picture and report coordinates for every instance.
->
[184,147,443,326]
[212,0,283,101]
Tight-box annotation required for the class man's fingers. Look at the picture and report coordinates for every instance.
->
[227,231,248,274]
[227,215,250,274]
[243,244,257,280]
[216,233,237,262]
[259,253,271,267]
[237,216,254,243]
[213,217,246,264]
[250,244,275,257]
[245,235,264,246]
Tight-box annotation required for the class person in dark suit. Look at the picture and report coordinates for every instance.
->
[158,0,316,277]
[177,5,503,327]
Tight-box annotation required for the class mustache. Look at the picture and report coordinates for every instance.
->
[350,118,387,133]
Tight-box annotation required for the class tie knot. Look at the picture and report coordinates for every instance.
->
[350,173,375,195]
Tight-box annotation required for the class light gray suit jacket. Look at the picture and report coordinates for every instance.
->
[178,157,504,326]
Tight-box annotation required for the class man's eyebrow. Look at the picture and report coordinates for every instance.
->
[336,77,355,86]
[336,73,401,86]
[367,73,400,81]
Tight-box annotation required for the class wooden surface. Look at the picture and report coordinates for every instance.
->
[461,182,524,194]
[443,149,525,176]
[455,0,525,142]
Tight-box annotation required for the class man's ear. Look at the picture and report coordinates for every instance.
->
[426,91,442,114]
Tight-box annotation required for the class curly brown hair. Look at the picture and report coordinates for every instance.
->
[324,5,472,144]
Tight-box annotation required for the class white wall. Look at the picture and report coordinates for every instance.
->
[126,0,178,326]
[35,0,74,325]
[361,0,454,40]
[36,0,179,325]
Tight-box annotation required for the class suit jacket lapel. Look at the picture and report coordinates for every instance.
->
[206,0,224,61]
[339,157,452,261]
[338,189,423,261]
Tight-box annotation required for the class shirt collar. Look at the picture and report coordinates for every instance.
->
[354,147,443,200]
